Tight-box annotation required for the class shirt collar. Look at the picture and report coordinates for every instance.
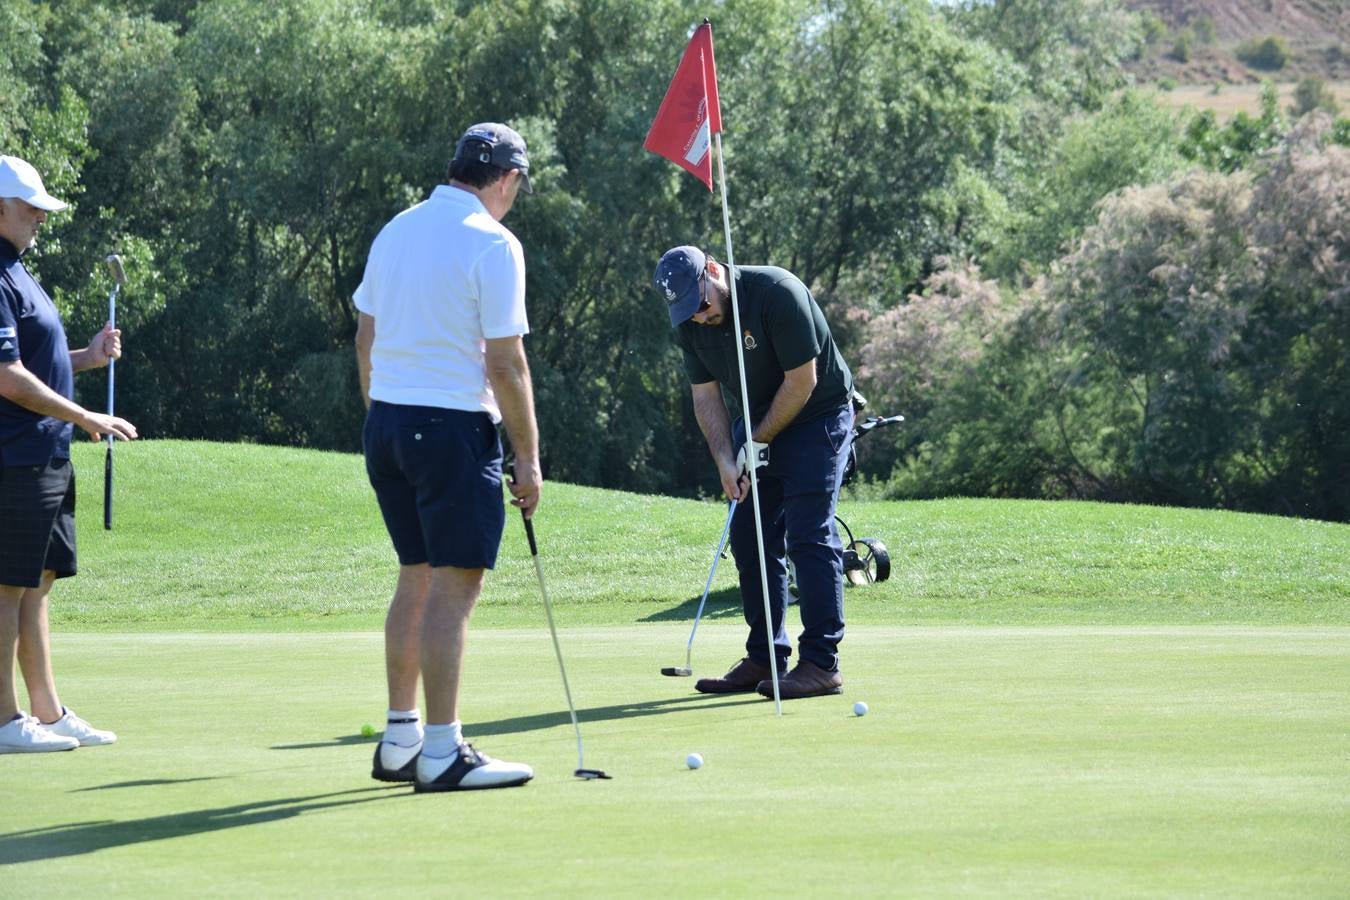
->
[431,183,489,216]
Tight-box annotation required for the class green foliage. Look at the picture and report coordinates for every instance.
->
[944,0,1143,113]
[729,0,1023,299]
[1169,32,1191,63]
[1179,82,1286,173]
[1138,10,1166,48]
[1333,117,1350,146]
[1192,14,1216,45]
[993,89,1185,275]
[1291,77,1340,117]
[1235,35,1290,71]
[863,117,1349,520]
[10,0,1344,519]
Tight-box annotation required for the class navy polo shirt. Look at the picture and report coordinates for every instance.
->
[0,238,74,465]
[675,265,852,426]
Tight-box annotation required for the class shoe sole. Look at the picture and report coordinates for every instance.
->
[0,743,79,753]
[372,767,416,783]
[694,683,762,694]
[413,774,533,793]
[757,686,843,699]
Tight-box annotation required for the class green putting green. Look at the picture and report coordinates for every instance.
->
[5,441,1345,893]
[4,626,1347,895]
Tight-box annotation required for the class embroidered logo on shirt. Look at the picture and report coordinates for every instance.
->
[743,331,757,351]
[0,327,15,338]
[0,340,13,350]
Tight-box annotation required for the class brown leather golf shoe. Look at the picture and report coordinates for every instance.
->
[757,659,843,699]
[695,658,778,694]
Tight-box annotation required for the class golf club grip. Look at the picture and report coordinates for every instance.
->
[104,445,113,530]
[521,510,538,556]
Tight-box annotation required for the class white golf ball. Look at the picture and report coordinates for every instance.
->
[686,752,704,769]
[853,700,869,717]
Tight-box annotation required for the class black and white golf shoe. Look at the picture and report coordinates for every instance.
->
[413,742,533,793]
[371,739,420,783]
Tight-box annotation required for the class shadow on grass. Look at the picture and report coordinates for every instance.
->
[273,734,377,751]
[271,694,766,751]
[466,693,765,740]
[638,586,743,623]
[71,777,222,792]
[0,786,403,863]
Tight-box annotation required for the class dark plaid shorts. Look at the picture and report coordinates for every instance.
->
[0,458,77,588]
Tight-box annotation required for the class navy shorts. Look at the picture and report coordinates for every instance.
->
[0,459,77,588]
[362,402,506,570]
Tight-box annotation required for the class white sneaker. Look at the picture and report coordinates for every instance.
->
[42,708,117,746]
[414,742,533,792]
[0,713,80,753]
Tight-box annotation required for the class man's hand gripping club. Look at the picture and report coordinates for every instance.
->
[736,439,769,476]
[727,438,769,500]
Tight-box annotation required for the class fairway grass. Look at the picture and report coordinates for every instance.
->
[3,626,1347,897]
[56,440,1350,628]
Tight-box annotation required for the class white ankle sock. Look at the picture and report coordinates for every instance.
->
[422,722,463,758]
[384,708,422,746]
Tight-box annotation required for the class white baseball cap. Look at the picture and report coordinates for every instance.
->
[0,156,69,212]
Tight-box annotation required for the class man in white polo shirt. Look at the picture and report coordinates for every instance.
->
[354,123,541,793]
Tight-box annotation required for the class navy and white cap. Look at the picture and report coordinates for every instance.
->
[653,245,707,326]
[453,122,532,193]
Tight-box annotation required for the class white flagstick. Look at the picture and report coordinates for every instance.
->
[713,131,781,716]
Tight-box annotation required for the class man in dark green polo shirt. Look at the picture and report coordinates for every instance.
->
[653,245,854,700]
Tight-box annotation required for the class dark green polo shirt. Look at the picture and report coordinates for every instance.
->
[675,265,852,426]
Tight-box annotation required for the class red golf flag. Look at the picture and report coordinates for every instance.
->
[644,20,722,191]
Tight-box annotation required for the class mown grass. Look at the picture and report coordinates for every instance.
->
[4,627,1348,897]
[59,440,1350,629]
[3,440,1345,896]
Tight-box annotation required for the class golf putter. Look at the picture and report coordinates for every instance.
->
[103,254,126,531]
[662,498,738,677]
[521,511,611,780]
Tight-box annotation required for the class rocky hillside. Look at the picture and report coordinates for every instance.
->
[1125,0,1348,83]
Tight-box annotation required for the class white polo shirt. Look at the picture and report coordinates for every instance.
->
[353,185,528,422]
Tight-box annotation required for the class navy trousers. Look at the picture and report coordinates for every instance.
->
[730,403,853,672]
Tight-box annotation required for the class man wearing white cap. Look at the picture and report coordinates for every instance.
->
[0,155,138,753]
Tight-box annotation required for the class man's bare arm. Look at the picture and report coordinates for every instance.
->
[691,380,745,500]
[752,359,816,443]
[355,313,375,409]
[485,334,541,517]
[0,360,137,440]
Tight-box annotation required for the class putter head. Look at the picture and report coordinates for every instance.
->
[661,666,693,677]
[105,254,127,286]
[575,768,611,780]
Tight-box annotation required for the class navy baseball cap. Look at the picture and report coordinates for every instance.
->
[653,245,707,326]
[454,122,532,193]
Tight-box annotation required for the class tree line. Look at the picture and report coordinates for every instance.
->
[3,0,1346,520]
